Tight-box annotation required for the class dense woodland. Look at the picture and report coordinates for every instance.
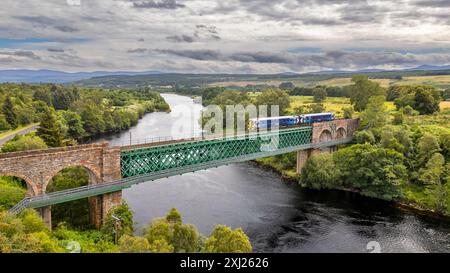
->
[0,83,170,146]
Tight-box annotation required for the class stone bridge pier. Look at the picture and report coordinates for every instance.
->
[296,118,360,174]
[0,143,122,228]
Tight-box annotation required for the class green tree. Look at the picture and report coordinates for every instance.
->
[440,132,450,159]
[101,203,134,240]
[0,209,64,253]
[443,88,450,101]
[418,153,447,212]
[414,87,440,114]
[76,102,106,136]
[402,105,418,116]
[33,89,52,106]
[300,153,341,190]
[255,89,290,116]
[355,130,376,144]
[0,177,26,210]
[393,85,441,115]
[279,82,295,90]
[118,235,151,253]
[148,239,174,253]
[2,97,18,129]
[1,135,47,153]
[348,75,384,111]
[417,133,441,165]
[342,107,354,119]
[145,208,201,253]
[36,107,63,147]
[307,103,325,113]
[333,144,406,200]
[203,225,252,253]
[392,111,404,125]
[312,87,327,103]
[59,110,85,140]
[360,96,387,130]
[51,85,79,110]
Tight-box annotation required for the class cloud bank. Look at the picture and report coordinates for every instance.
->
[0,0,449,73]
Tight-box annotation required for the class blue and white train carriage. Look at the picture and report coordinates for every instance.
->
[249,112,334,130]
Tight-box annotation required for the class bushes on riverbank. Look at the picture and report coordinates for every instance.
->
[0,207,252,253]
[299,124,450,214]
[301,144,406,201]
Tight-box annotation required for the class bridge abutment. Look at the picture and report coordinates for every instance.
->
[296,118,360,174]
[39,206,52,228]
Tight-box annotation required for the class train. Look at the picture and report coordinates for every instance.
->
[249,112,335,130]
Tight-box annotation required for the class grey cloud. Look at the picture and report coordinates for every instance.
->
[131,0,185,9]
[47,48,65,53]
[15,15,79,32]
[0,50,41,60]
[413,0,450,7]
[155,48,450,70]
[127,48,148,53]
[154,49,224,60]
[14,15,56,25]
[0,56,17,63]
[211,0,390,26]
[166,35,195,43]
[195,24,221,40]
[338,2,387,24]
[54,25,79,33]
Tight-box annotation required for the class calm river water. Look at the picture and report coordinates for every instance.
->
[95,93,450,253]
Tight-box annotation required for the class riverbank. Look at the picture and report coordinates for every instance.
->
[254,153,450,222]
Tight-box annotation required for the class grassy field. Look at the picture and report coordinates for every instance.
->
[209,74,450,89]
[441,101,450,109]
[286,96,396,117]
[317,78,393,88]
[397,75,450,89]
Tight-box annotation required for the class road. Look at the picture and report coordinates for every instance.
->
[0,124,40,146]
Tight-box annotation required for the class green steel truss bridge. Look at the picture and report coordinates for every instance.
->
[8,126,354,215]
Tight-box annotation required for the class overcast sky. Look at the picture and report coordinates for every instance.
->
[1,0,450,73]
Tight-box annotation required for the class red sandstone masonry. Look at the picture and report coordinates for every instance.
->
[0,142,122,228]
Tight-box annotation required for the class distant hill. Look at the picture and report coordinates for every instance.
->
[0,69,163,83]
[404,64,450,71]
[73,67,450,89]
[2,64,450,87]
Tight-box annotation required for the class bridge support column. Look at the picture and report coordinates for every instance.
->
[296,149,310,174]
[39,206,52,229]
[296,148,327,174]
[89,192,122,228]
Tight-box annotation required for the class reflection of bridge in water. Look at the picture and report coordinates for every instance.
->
[1,119,359,228]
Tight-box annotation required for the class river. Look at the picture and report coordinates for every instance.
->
[95,93,450,253]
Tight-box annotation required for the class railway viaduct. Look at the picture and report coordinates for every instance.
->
[0,118,359,228]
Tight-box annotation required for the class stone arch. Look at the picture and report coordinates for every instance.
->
[319,129,332,142]
[0,172,37,196]
[44,164,102,229]
[43,164,101,194]
[336,127,346,139]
